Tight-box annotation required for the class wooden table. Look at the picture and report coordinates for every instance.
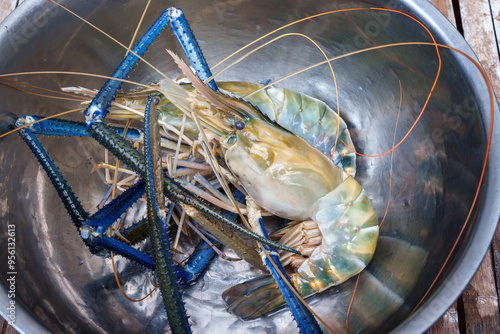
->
[1,0,499,333]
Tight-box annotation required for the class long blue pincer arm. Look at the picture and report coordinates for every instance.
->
[22,115,180,151]
[86,180,145,232]
[144,95,191,333]
[169,8,218,91]
[15,118,89,228]
[15,117,155,265]
[23,115,141,140]
[84,9,172,122]
[85,7,217,123]
[256,217,323,334]
[14,118,198,276]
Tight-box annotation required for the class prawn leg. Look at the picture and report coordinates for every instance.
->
[13,117,210,282]
[85,7,216,123]
[242,198,323,334]
[143,95,191,334]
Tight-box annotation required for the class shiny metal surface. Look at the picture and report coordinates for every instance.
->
[0,0,498,333]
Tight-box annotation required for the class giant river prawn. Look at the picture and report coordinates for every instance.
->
[0,1,495,333]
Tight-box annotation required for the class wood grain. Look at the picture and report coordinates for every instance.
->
[425,302,460,334]
[0,0,16,23]
[459,0,500,97]
[428,0,457,27]
[456,0,500,333]
[490,0,500,51]
[492,221,500,314]
[461,249,500,333]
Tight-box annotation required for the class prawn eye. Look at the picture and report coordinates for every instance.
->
[235,121,245,130]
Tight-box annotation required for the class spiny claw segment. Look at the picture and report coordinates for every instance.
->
[144,95,192,334]
[168,8,218,92]
[15,118,89,229]
[245,200,323,334]
[15,114,211,286]
[87,180,145,234]
[95,235,156,270]
[83,9,174,122]
[87,121,301,255]
[24,115,143,142]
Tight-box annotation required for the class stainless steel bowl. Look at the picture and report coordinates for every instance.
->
[0,1,498,333]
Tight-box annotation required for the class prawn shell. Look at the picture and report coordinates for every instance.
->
[114,81,356,176]
[218,81,356,176]
[293,176,379,295]
[224,118,343,221]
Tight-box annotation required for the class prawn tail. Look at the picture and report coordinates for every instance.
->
[222,271,322,332]
[263,254,323,334]
[222,275,285,320]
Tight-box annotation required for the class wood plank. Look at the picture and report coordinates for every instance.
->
[429,0,457,27]
[459,0,500,98]
[461,249,500,333]
[0,0,17,23]
[0,318,17,334]
[4,323,18,334]
[457,0,500,332]
[492,226,500,313]
[490,0,500,52]
[425,302,460,334]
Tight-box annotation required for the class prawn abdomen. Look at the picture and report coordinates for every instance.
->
[306,176,379,281]
[223,176,379,319]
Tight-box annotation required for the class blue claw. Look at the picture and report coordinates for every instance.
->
[86,180,145,234]
[84,9,173,122]
[23,115,179,150]
[95,235,156,270]
[84,7,217,123]
[15,118,89,229]
[244,217,323,334]
[179,239,217,285]
[169,8,218,91]
[23,115,91,137]
[144,95,192,334]
[15,115,211,286]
